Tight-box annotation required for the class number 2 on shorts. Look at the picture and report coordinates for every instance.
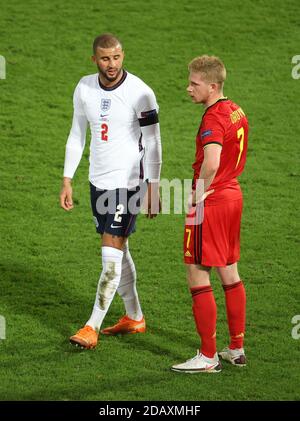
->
[114,204,124,223]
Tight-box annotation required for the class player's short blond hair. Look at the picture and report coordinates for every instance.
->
[188,55,226,90]
[93,33,122,54]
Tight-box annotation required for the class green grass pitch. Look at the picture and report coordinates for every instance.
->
[0,0,299,401]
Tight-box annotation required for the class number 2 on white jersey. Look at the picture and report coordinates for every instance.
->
[101,123,108,141]
[235,127,244,168]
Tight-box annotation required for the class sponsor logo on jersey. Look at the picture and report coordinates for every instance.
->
[101,99,111,111]
[201,129,212,139]
[100,113,109,121]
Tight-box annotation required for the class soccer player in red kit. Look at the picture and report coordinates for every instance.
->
[172,55,248,373]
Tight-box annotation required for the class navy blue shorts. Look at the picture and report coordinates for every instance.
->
[90,182,146,237]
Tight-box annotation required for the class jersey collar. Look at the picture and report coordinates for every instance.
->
[203,97,228,116]
[98,70,127,91]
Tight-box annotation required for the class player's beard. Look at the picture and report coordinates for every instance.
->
[98,66,123,83]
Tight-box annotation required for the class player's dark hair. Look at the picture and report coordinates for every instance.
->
[93,33,122,54]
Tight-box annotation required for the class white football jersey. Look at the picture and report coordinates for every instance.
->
[64,71,162,190]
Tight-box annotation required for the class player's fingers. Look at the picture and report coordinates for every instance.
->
[60,192,73,211]
[147,210,158,219]
[60,193,68,210]
[205,189,214,197]
[196,189,215,203]
[146,207,153,218]
[66,193,73,209]
[202,189,214,201]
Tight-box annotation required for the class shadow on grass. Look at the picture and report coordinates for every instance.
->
[0,262,194,361]
[0,261,94,338]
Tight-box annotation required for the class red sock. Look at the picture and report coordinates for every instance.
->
[190,285,217,358]
[223,281,246,349]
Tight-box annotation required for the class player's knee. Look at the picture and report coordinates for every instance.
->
[185,263,211,287]
[102,233,126,250]
[221,277,240,286]
[217,265,240,285]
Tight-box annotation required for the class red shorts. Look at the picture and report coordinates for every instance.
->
[183,198,243,267]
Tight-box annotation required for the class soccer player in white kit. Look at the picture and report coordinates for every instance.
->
[60,33,162,349]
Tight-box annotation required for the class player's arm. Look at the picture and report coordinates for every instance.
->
[192,144,222,205]
[137,89,162,218]
[140,114,162,218]
[60,82,88,211]
[200,143,221,189]
[193,117,223,204]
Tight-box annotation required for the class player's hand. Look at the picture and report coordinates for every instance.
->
[144,182,161,219]
[60,178,74,211]
[190,188,214,207]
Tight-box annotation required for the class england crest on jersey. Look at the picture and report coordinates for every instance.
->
[101,99,111,111]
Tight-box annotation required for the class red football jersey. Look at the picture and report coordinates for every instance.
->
[192,98,249,205]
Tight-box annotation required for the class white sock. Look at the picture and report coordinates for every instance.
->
[117,242,143,321]
[86,246,123,331]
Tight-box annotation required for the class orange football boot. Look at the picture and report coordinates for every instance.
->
[70,325,98,349]
[101,315,146,335]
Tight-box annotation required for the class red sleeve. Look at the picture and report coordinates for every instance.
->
[200,114,225,148]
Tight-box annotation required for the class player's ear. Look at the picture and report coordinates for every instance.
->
[91,55,96,64]
[210,83,217,93]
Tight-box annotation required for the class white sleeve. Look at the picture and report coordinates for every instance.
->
[141,124,162,181]
[63,83,88,179]
[135,87,162,181]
